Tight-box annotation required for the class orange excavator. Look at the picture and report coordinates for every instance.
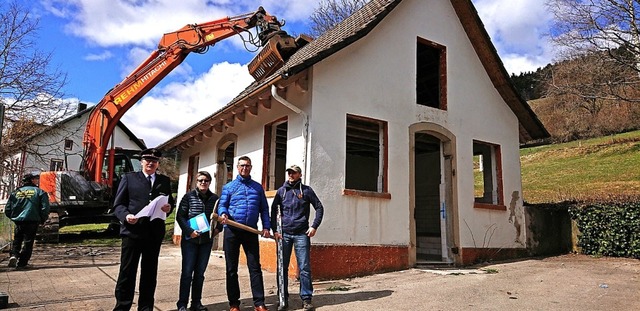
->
[38,7,301,241]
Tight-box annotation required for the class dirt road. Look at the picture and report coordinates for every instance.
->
[0,244,638,310]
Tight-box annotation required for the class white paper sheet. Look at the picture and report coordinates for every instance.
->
[134,195,169,221]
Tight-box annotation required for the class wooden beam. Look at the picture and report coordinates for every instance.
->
[260,99,271,110]
[202,127,213,138]
[223,117,234,127]
[214,122,224,133]
[234,110,246,122]
[245,102,259,115]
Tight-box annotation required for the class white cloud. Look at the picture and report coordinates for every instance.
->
[84,51,113,61]
[41,0,320,49]
[120,62,254,147]
[473,0,555,74]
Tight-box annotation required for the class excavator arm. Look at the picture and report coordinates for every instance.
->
[82,7,292,186]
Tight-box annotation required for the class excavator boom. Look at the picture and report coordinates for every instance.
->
[82,7,294,186]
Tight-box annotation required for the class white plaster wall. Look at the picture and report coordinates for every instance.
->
[174,91,310,236]
[307,0,525,248]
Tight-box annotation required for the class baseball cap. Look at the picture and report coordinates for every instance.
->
[22,172,40,182]
[286,165,302,174]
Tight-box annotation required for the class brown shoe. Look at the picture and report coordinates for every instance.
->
[254,306,269,311]
[229,305,240,311]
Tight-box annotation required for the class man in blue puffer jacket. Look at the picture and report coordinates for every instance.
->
[218,156,271,311]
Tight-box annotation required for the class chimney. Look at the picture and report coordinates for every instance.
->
[77,102,88,114]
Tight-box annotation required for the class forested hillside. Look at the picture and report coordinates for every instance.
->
[510,55,640,144]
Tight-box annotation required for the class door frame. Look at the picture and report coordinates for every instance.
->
[409,123,459,265]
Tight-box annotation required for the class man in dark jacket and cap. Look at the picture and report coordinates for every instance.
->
[5,172,50,269]
[270,165,324,311]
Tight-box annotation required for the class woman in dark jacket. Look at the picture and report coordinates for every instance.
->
[175,171,222,311]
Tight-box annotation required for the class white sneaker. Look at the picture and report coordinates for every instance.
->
[8,257,17,268]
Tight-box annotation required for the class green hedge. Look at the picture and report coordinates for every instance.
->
[569,202,640,258]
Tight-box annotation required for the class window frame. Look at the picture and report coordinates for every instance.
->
[50,159,64,171]
[186,153,200,192]
[343,114,390,199]
[472,140,505,210]
[64,139,73,151]
[262,117,288,192]
[416,37,447,110]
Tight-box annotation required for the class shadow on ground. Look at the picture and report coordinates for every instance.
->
[197,290,393,311]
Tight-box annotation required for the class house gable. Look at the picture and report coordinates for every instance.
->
[162,0,546,275]
[160,0,547,151]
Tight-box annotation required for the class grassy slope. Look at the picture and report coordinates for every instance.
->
[521,130,640,203]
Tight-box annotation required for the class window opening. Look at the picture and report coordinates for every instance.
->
[345,115,387,192]
[473,140,503,206]
[417,38,446,109]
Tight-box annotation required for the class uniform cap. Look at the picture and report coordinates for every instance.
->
[140,148,162,160]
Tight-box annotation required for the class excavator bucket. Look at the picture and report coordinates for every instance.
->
[248,32,312,81]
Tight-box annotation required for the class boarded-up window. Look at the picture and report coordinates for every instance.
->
[345,114,387,192]
[263,119,287,191]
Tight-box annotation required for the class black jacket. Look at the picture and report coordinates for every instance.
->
[113,171,174,239]
[176,189,222,244]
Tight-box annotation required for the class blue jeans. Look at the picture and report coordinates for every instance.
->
[177,239,213,308]
[280,233,313,301]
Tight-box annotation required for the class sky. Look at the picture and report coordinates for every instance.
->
[21,0,556,147]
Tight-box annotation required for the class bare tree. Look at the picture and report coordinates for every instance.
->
[309,0,369,38]
[546,0,640,102]
[1,1,73,192]
[547,0,640,67]
[535,51,640,142]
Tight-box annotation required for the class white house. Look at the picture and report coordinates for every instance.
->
[160,0,549,279]
[0,104,145,200]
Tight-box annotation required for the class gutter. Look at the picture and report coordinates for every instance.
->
[271,85,309,184]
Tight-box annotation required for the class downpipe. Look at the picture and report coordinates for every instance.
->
[271,85,309,183]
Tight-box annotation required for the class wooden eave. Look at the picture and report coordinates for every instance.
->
[158,71,308,151]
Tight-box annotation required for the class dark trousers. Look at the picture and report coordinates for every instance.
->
[178,239,213,308]
[10,222,39,267]
[113,235,163,311]
[223,226,265,307]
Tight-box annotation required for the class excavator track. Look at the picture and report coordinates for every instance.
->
[37,212,60,243]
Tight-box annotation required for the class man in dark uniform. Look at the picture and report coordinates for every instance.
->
[113,148,175,311]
